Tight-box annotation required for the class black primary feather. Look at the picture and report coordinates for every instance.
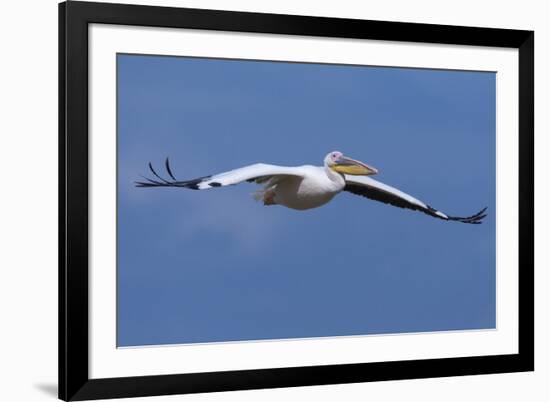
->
[344,183,487,224]
[164,157,177,181]
[135,158,211,190]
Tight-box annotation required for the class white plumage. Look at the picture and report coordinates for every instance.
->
[136,151,486,224]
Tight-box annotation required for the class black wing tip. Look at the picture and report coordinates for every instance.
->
[447,206,488,224]
[135,159,212,189]
[134,180,165,188]
[165,157,177,181]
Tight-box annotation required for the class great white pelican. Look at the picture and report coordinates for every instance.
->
[136,151,486,224]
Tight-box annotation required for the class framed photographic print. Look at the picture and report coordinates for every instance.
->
[59,1,534,400]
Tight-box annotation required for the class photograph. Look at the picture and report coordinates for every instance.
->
[117,53,496,347]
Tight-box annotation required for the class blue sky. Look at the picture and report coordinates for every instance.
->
[117,54,496,347]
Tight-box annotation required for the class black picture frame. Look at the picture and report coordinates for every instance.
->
[59,1,534,400]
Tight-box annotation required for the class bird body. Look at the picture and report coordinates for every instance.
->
[136,151,486,224]
[256,165,344,210]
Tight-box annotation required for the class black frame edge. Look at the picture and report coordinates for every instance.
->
[59,1,534,400]
[60,1,91,400]
[69,0,532,47]
[70,354,531,401]
[58,2,67,400]
[518,31,535,371]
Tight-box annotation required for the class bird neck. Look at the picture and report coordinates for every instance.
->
[324,165,345,186]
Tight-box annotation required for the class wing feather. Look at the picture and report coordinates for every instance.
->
[344,175,487,224]
[135,159,304,190]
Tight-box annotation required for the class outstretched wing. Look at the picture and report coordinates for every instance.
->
[135,158,304,190]
[344,175,487,224]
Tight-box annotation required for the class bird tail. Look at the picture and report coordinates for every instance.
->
[252,189,265,202]
[252,186,277,205]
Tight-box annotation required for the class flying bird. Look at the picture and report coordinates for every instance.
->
[136,151,486,224]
